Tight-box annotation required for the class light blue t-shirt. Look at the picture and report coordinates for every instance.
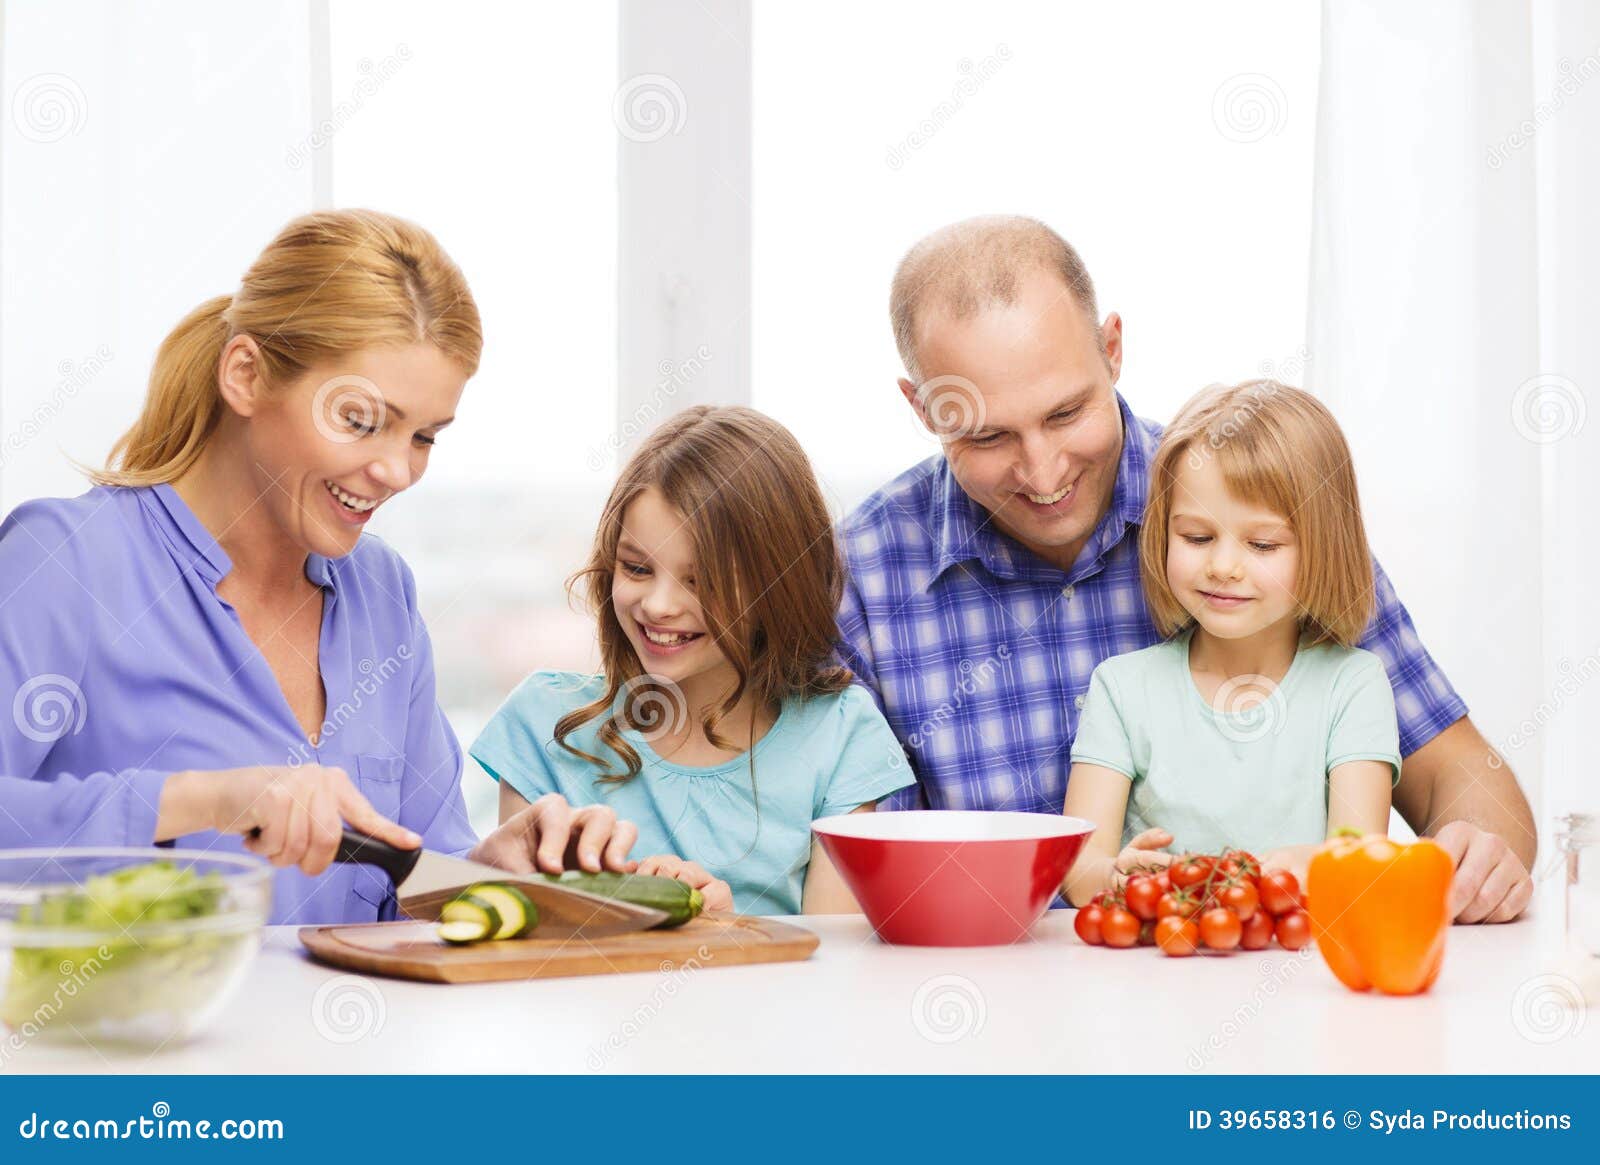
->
[470,672,914,915]
[1069,628,1401,854]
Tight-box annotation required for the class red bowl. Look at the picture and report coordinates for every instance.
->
[812,810,1095,946]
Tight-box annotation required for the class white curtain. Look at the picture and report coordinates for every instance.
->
[0,0,325,507]
[1309,0,1599,854]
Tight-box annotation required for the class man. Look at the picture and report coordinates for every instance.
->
[837,215,1534,923]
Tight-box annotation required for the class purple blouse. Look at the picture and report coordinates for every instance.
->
[0,484,477,924]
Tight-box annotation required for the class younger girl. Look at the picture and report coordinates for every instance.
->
[1063,381,1399,903]
[471,406,913,914]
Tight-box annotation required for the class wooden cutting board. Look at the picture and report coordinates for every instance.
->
[298,914,820,983]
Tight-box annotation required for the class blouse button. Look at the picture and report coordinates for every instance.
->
[1074,695,1086,710]
[1061,584,1075,600]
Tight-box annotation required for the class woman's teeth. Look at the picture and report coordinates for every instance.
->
[325,480,378,513]
[642,626,701,646]
[1027,484,1072,505]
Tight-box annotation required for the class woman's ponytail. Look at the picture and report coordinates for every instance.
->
[92,295,232,487]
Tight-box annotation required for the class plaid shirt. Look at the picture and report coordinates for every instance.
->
[837,393,1469,814]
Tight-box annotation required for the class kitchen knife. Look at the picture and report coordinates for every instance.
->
[330,827,669,939]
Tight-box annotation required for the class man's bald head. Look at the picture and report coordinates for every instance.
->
[889,215,1101,382]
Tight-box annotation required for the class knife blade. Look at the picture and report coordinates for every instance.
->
[331,828,668,939]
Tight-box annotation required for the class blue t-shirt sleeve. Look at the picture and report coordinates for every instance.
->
[469,672,595,806]
[1069,662,1137,780]
[816,686,916,817]
[1326,651,1403,785]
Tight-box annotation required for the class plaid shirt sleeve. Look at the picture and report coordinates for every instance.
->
[1357,556,1470,757]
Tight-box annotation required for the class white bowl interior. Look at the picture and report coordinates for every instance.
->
[813,810,1095,843]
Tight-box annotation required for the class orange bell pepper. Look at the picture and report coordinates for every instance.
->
[1307,834,1453,996]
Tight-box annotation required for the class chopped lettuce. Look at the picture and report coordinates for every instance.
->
[2,860,257,1040]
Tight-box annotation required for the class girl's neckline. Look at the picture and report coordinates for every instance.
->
[1179,624,1313,722]
[619,695,792,778]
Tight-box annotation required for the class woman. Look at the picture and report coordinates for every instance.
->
[0,209,634,923]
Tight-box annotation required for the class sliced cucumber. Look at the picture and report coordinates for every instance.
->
[461,883,537,939]
[436,893,502,945]
[438,919,491,945]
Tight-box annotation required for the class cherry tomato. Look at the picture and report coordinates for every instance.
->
[1170,856,1214,890]
[1089,890,1109,908]
[1219,880,1260,921]
[1239,909,1275,950]
[1274,909,1312,950]
[1100,906,1140,948]
[1124,876,1163,922]
[1157,891,1198,919]
[1154,870,1172,893]
[1137,920,1157,947]
[1155,916,1200,957]
[1259,870,1302,916]
[1224,849,1262,878]
[1073,905,1105,945]
[1198,907,1243,951]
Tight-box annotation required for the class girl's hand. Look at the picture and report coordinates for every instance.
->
[1261,844,1314,891]
[631,854,735,913]
[1112,828,1175,889]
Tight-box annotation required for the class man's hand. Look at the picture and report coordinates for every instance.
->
[633,854,735,913]
[470,792,638,874]
[1434,820,1533,924]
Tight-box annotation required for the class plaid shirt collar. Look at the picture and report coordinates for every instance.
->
[928,391,1155,589]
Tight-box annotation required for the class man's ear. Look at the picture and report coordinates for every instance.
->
[217,334,265,418]
[1100,312,1124,385]
[898,376,929,430]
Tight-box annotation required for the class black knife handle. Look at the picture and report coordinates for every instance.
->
[333,827,423,888]
[245,825,423,889]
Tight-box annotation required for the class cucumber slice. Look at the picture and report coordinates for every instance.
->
[436,894,502,945]
[438,919,491,945]
[461,883,537,939]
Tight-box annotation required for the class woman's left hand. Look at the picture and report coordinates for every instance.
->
[471,792,639,874]
[632,854,735,913]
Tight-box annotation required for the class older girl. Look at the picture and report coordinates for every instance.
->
[472,406,913,914]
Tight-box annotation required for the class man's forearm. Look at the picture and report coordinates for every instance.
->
[1394,717,1537,869]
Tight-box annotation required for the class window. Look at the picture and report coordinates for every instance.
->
[330,1,619,828]
[751,0,1319,513]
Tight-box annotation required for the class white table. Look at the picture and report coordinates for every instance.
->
[9,912,1596,1074]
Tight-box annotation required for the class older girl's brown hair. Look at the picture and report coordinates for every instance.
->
[94,209,481,487]
[555,405,852,780]
[1139,380,1375,647]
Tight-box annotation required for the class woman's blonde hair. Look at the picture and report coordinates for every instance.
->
[93,209,482,487]
[1139,380,1375,647]
[555,405,852,782]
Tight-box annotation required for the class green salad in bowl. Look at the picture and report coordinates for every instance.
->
[0,849,270,1047]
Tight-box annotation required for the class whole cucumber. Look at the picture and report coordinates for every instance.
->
[544,871,705,928]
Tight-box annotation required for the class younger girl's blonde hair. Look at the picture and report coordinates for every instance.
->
[1139,380,1374,647]
[94,209,482,487]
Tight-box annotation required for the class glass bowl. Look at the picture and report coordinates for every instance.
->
[0,848,270,1048]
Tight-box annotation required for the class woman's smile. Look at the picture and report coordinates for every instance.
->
[320,478,383,526]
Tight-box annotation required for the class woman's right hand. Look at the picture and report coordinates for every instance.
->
[158,765,420,876]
